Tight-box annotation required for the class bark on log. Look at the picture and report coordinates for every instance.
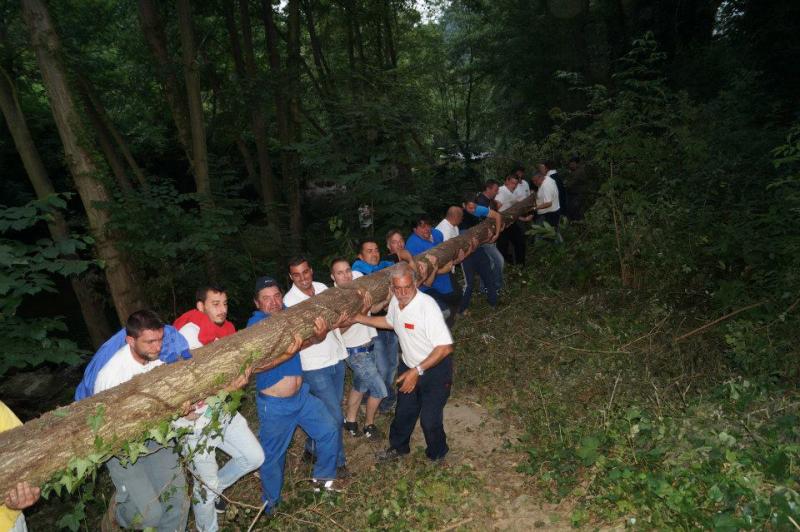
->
[0,196,535,494]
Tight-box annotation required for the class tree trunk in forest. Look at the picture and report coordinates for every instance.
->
[137,0,194,168]
[228,0,281,233]
[302,0,331,87]
[76,75,148,189]
[0,67,113,348]
[21,0,148,325]
[176,0,212,199]
[285,0,303,249]
[0,195,535,495]
[78,85,135,194]
[262,0,303,250]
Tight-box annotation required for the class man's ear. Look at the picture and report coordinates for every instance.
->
[125,335,135,349]
[196,301,204,312]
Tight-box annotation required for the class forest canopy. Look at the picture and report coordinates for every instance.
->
[1,0,799,527]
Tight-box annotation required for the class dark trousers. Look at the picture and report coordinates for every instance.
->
[459,247,497,313]
[498,222,527,266]
[389,356,453,460]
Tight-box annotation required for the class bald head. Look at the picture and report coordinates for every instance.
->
[446,206,464,225]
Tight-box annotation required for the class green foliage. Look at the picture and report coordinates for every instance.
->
[0,195,91,375]
[520,379,800,529]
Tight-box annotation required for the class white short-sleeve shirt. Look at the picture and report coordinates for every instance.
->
[495,185,516,212]
[94,344,164,394]
[335,272,377,348]
[435,219,459,241]
[284,281,348,370]
[514,179,531,201]
[385,291,453,368]
[536,175,560,214]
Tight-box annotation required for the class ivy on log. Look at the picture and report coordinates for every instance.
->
[0,196,535,495]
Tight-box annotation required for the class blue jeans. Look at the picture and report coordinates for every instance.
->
[303,360,346,466]
[346,346,388,399]
[482,243,504,291]
[460,246,498,313]
[183,412,264,531]
[373,329,399,412]
[256,384,339,511]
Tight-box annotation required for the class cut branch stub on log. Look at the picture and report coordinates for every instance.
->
[0,195,536,494]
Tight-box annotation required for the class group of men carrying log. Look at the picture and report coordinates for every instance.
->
[0,161,566,531]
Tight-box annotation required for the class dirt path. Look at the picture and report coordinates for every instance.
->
[341,393,576,531]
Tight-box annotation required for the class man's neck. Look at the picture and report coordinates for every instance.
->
[130,348,149,366]
[299,284,315,297]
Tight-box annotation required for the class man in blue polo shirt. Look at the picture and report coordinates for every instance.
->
[405,215,460,326]
[459,194,504,313]
[350,240,399,414]
[247,276,341,513]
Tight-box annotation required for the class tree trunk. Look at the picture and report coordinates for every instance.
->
[76,75,148,189]
[0,66,113,348]
[176,0,212,199]
[234,0,280,232]
[137,0,194,166]
[262,0,302,250]
[21,0,148,325]
[0,195,535,495]
[78,83,135,194]
[285,0,303,249]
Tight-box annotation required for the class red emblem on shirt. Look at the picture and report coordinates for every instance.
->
[404,323,415,330]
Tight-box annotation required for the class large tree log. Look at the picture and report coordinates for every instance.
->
[0,196,535,494]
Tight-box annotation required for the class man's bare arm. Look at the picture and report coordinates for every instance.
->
[353,313,392,330]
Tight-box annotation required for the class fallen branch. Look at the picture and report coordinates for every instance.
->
[0,197,535,495]
[674,300,767,343]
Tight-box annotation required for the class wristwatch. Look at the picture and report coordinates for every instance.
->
[415,366,425,376]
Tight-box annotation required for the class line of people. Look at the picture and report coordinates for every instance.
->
[0,160,568,532]
[72,235,456,530]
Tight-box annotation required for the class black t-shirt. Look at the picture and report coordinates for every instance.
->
[476,193,491,207]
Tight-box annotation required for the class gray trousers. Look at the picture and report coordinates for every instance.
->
[106,441,189,531]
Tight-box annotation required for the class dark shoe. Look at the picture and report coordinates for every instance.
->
[375,447,405,463]
[301,449,316,464]
[336,465,352,479]
[343,421,360,437]
[363,424,381,439]
[215,497,228,514]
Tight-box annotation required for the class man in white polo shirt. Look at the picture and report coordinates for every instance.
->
[532,171,563,243]
[353,266,454,462]
[283,255,348,472]
[434,206,463,242]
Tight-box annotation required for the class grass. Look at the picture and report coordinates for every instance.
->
[25,245,800,530]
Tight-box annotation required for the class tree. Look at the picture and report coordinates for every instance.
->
[176,0,212,199]
[0,66,112,348]
[0,195,531,495]
[21,0,148,324]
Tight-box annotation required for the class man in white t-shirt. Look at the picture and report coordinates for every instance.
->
[495,174,532,266]
[353,266,454,462]
[94,310,189,532]
[284,256,348,471]
[330,259,388,439]
[532,172,563,243]
[434,206,463,242]
[512,165,531,201]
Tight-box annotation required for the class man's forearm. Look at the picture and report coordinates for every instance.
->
[417,344,453,371]
[355,314,392,330]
